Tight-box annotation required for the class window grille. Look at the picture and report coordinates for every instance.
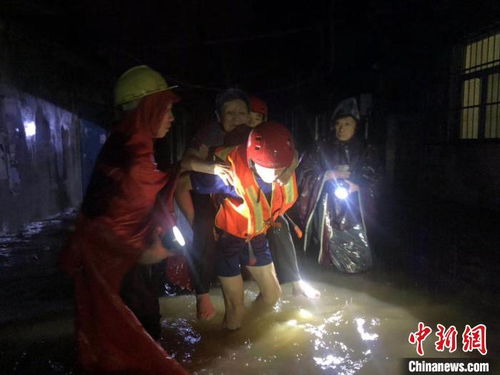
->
[458,32,500,139]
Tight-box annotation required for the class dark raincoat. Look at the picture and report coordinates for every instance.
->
[295,136,381,273]
[59,90,188,375]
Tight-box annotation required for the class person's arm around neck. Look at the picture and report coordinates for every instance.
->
[180,145,211,173]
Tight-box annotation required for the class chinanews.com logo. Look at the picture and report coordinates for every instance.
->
[405,322,490,374]
[405,359,490,374]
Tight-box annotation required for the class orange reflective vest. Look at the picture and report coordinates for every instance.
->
[214,145,298,240]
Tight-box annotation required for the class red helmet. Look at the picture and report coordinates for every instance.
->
[249,96,268,117]
[247,121,294,169]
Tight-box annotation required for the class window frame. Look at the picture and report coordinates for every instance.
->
[450,28,500,143]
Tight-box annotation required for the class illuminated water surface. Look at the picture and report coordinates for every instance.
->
[158,263,484,375]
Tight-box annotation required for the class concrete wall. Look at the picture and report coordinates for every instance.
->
[420,142,500,208]
[0,84,82,233]
[0,16,111,234]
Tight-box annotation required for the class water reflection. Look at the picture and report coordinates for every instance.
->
[0,262,490,375]
[156,265,481,375]
[354,318,379,341]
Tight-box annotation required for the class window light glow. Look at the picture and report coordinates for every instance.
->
[24,121,36,137]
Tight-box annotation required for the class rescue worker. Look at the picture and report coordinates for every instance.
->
[227,96,320,298]
[60,65,188,375]
[177,92,319,322]
[295,97,381,273]
[190,121,298,329]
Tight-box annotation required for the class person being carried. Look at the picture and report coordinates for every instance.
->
[175,89,251,321]
[190,121,299,329]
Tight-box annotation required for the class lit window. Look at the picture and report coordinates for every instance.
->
[456,31,500,139]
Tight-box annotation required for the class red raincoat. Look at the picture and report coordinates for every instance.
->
[60,90,188,374]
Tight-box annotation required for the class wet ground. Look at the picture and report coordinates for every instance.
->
[0,199,499,374]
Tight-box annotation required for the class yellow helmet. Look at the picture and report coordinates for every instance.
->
[113,65,177,106]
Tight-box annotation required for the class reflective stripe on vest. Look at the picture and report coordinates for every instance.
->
[214,145,236,162]
[246,185,266,234]
[214,145,298,239]
[282,174,297,206]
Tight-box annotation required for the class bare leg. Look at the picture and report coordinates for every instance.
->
[268,216,320,299]
[218,275,245,330]
[175,173,195,225]
[176,173,216,320]
[245,263,282,305]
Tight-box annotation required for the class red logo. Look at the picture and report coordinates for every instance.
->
[409,323,487,356]
[408,322,433,356]
[462,324,487,355]
[435,324,458,353]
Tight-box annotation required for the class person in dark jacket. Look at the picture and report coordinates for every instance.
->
[295,97,381,273]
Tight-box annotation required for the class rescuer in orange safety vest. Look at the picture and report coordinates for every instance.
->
[188,121,298,329]
[227,96,321,299]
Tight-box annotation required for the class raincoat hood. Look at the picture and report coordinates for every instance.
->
[60,89,187,374]
[330,97,361,123]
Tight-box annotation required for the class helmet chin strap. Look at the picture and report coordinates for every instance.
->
[275,167,287,183]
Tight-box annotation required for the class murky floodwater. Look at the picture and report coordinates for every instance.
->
[1,205,498,374]
[0,262,496,375]
[155,263,493,375]
[1,212,497,374]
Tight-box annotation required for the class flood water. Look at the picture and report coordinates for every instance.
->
[1,258,497,375]
[158,261,494,374]
[1,205,498,374]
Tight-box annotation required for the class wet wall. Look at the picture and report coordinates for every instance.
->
[0,84,82,234]
[0,18,110,234]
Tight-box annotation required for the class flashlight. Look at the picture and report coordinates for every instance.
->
[162,224,186,252]
[172,225,185,247]
[334,185,349,199]
[333,180,350,200]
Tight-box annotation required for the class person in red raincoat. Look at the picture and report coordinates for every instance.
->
[60,65,188,375]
